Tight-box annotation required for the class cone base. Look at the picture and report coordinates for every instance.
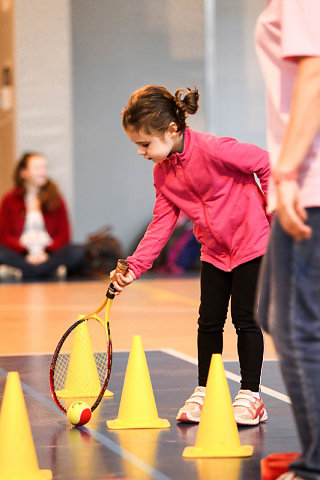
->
[57,388,113,398]
[183,444,253,459]
[106,417,170,430]
[0,468,52,480]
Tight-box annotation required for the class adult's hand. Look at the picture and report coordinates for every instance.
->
[26,251,49,264]
[276,180,312,241]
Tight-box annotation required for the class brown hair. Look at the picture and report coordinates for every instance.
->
[122,85,199,135]
[14,152,61,212]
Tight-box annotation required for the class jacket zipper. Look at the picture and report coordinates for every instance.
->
[179,161,232,271]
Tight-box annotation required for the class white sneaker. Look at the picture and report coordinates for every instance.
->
[176,386,206,423]
[233,389,268,425]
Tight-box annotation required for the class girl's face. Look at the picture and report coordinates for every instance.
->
[21,155,48,188]
[125,124,183,164]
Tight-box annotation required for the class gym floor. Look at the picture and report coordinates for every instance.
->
[0,276,300,479]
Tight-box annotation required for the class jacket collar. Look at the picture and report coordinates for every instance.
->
[167,127,193,165]
[178,126,192,162]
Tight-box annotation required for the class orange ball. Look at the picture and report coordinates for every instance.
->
[67,401,92,426]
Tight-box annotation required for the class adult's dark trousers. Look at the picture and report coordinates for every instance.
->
[258,210,320,480]
[198,257,264,391]
[0,244,84,279]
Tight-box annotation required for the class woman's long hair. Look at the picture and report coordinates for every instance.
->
[14,152,61,211]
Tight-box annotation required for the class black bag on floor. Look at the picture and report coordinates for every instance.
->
[83,225,123,277]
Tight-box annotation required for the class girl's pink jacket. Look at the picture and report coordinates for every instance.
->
[127,128,271,278]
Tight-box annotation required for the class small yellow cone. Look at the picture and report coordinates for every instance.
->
[183,354,253,458]
[107,335,170,429]
[0,371,52,479]
[58,315,113,398]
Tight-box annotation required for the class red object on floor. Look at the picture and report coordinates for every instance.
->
[261,453,300,480]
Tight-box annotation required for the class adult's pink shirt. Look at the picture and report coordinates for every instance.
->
[255,0,320,211]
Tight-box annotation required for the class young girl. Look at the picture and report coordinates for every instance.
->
[111,85,271,425]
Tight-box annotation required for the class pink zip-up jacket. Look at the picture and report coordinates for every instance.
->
[127,128,270,278]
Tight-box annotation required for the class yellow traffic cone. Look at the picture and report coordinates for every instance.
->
[107,335,170,429]
[0,371,52,479]
[58,315,113,398]
[183,354,253,458]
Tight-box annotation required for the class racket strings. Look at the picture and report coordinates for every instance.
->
[53,353,110,391]
[54,353,71,391]
[51,318,111,410]
[95,351,111,384]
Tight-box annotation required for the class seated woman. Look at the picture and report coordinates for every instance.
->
[0,152,84,280]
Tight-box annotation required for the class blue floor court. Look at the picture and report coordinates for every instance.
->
[0,349,300,480]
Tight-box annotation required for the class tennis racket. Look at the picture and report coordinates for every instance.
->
[49,259,129,414]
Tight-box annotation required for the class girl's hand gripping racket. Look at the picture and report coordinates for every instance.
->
[49,259,129,415]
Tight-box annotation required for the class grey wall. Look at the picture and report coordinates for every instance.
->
[71,0,205,253]
[71,0,266,253]
[15,0,74,214]
[215,0,266,145]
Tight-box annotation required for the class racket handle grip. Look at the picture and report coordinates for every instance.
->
[107,259,129,298]
[110,259,129,282]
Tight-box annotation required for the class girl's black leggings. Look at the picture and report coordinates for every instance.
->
[198,257,263,391]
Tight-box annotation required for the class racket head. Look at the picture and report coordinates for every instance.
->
[49,309,112,414]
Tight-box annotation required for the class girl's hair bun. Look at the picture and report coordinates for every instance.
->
[175,87,199,115]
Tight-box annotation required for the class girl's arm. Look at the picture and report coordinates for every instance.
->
[110,187,180,295]
[126,188,180,279]
[111,187,180,293]
[273,56,320,240]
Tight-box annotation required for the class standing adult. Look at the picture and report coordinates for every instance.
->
[256,1,320,479]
